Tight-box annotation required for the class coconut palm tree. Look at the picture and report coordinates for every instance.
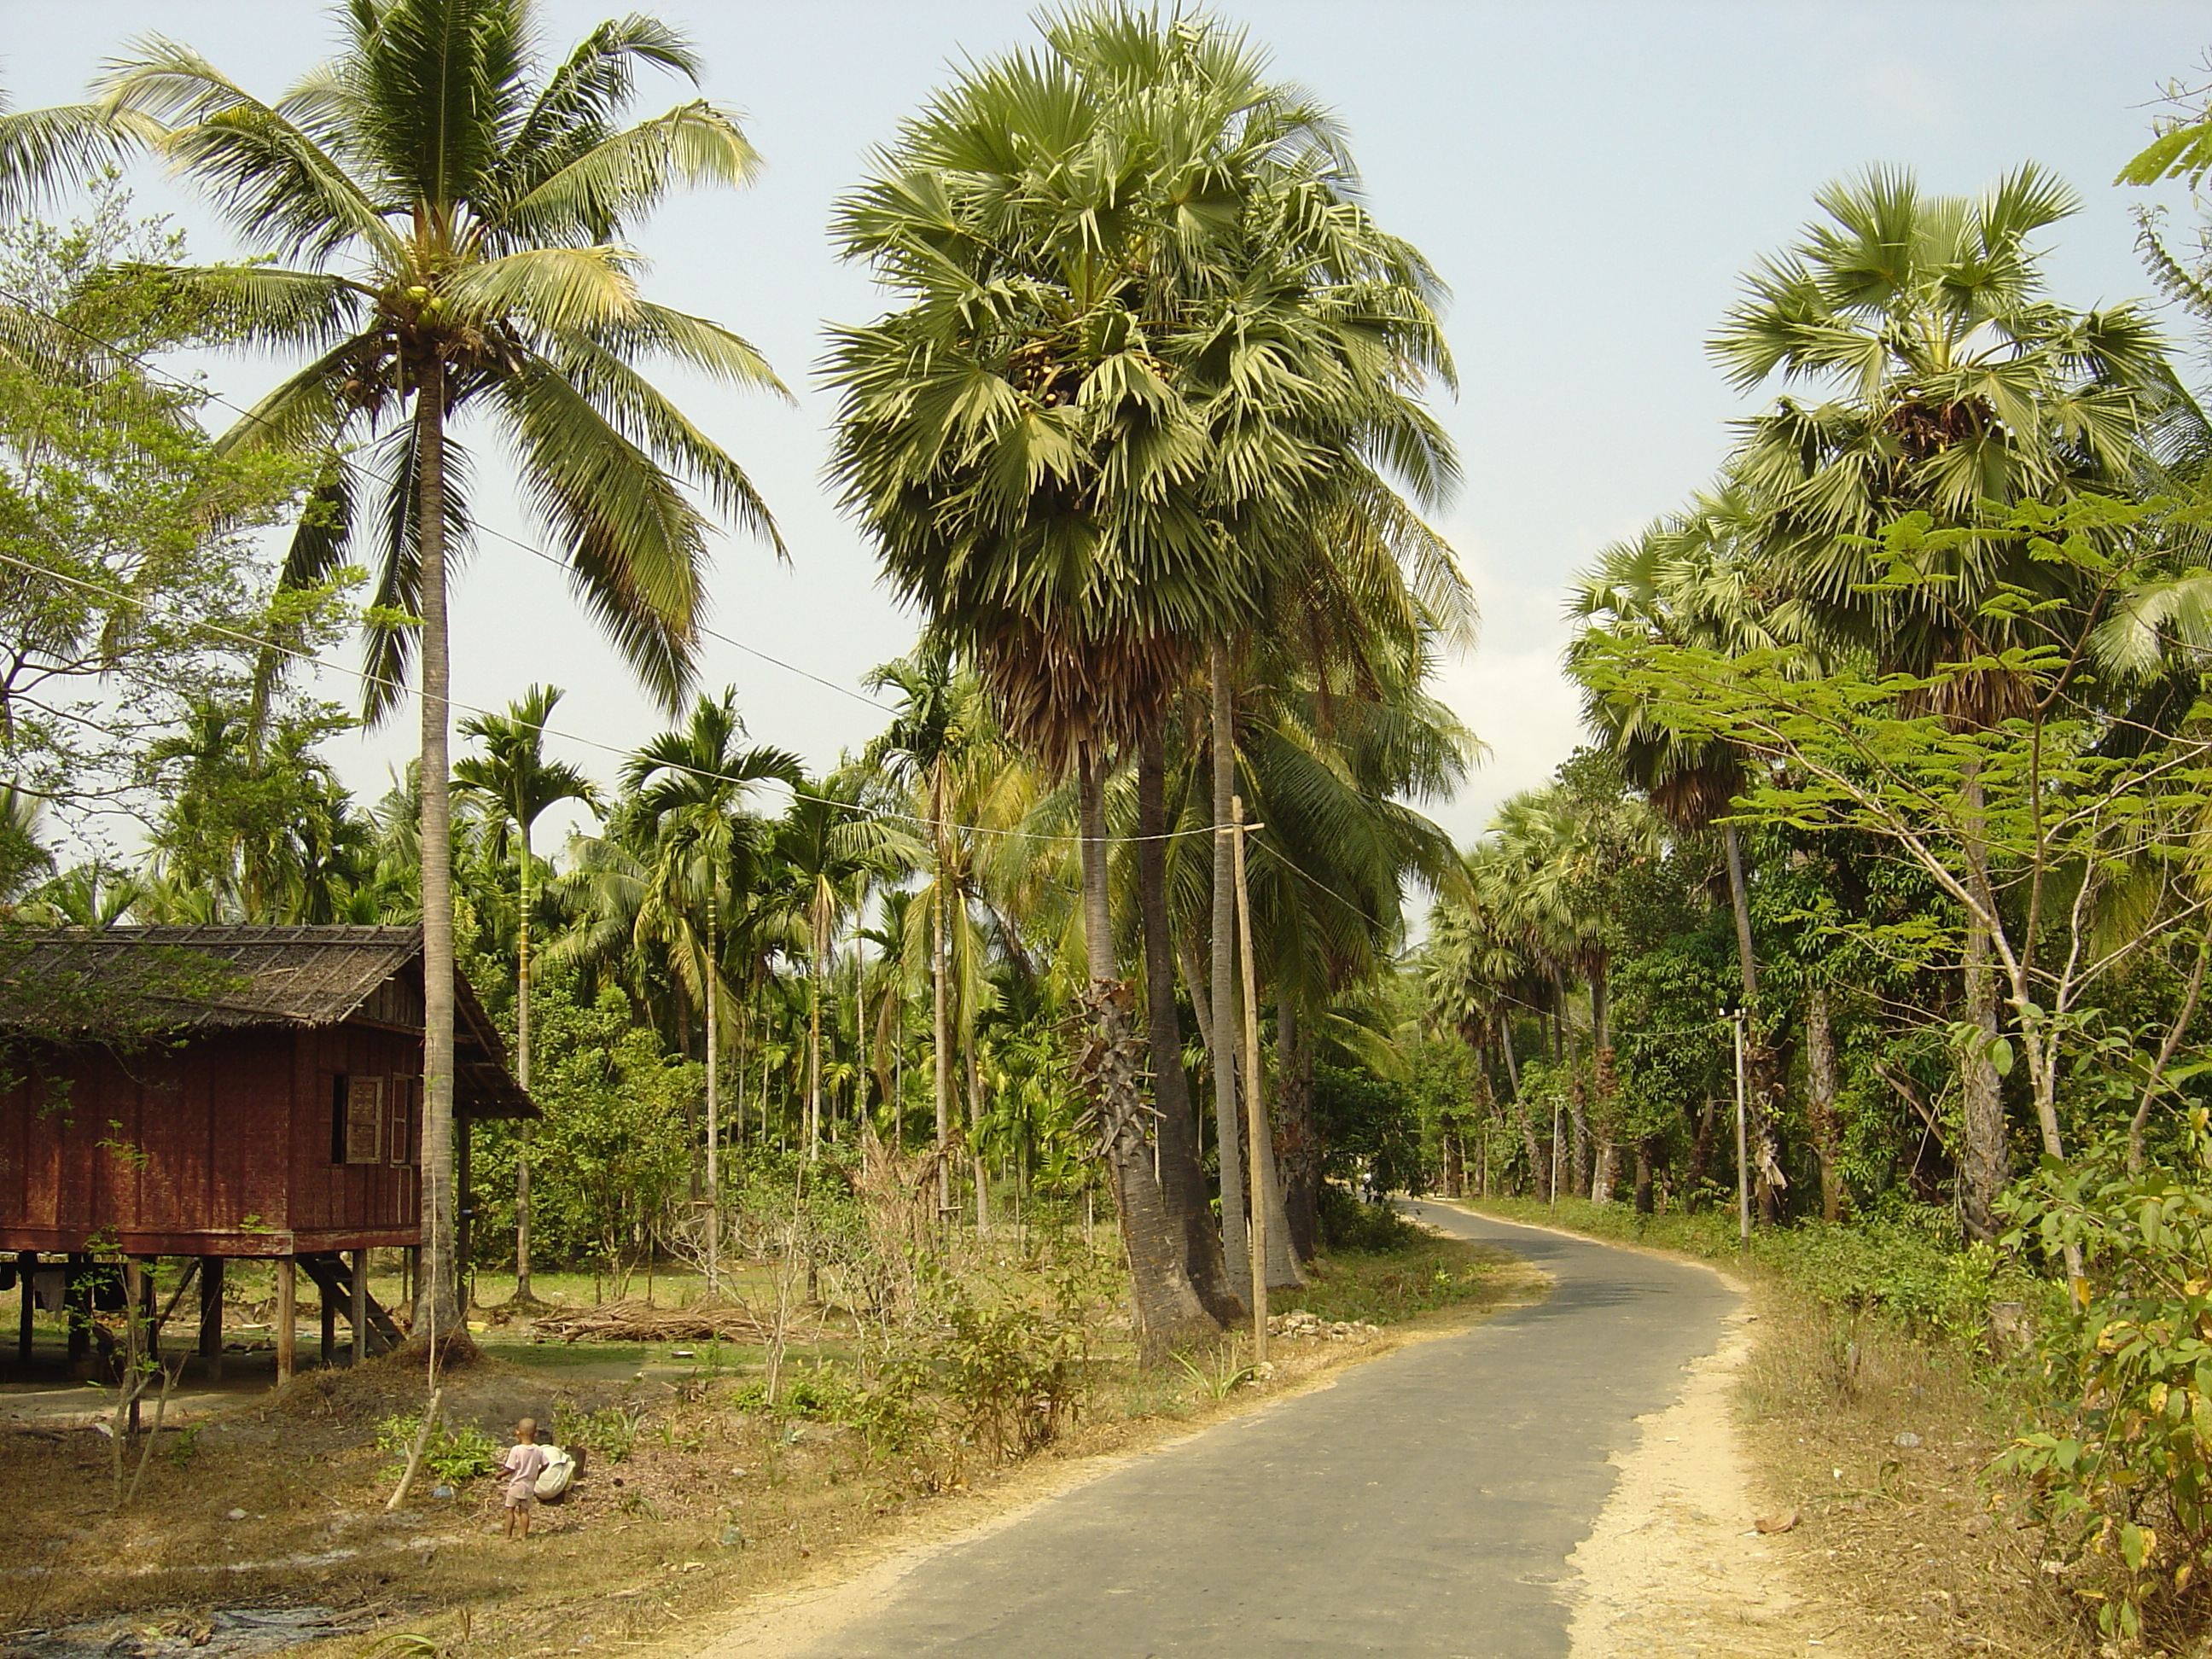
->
[31,2,787,1319]
[455,684,598,1302]
[861,649,994,1220]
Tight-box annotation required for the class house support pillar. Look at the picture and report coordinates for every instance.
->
[350,1249,368,1366]
[275,1258,296,1387]
[198,1257,224,1381]
[15,1252,33,1370]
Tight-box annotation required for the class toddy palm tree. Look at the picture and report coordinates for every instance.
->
[1708,165,2169,1237]
[455,684,598,1302]
[35,2,786,1320]
[827,6,1454,1355]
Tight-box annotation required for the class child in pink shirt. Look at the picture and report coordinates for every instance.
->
[502,1417,550,1540]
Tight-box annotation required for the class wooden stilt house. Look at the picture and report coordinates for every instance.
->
[0,925,533,1381]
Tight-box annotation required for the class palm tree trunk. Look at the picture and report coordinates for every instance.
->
[515,821,533,1303]
[807,899,824,1162]
[932,764,952,1226]
[1138,726,1241,1320]
[1208,643,1250,1307]
[1276,1001,1320,1264]
[1723,821,1784,1223]
[969,1045,989,1236]
[705,900,721,1293]
[415,358,461,1332]
[1078,747,1217,1364]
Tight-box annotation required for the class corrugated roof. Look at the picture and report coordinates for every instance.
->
[0,925,534,1118]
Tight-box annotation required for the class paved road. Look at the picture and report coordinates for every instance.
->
[783,1204,1737,1658]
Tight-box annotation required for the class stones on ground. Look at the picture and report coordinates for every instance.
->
[1265,1311,1382,1343]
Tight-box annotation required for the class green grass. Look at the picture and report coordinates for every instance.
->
[1276,1231,1521,1327]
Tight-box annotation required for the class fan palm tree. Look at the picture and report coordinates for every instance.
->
[826,6,1454,1356]
[455,684,598,1301]
[32,2,786,1318]
[1708,165,2171,1237]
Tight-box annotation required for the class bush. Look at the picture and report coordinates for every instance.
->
[1318,1183,1423,1254]
[1995,1111,2212,1642]
[374,1412,504,1487]
[550,1402,642,1464]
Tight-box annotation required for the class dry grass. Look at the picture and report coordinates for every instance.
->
[1726,1278,2096,1656]
[0,1234,1536,1659]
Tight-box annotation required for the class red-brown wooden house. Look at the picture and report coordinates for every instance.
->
[0,925,533,1377]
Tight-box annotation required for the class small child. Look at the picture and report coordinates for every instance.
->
[502,1417,550,1540]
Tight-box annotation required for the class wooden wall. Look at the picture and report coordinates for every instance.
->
[0,1022,424,1255]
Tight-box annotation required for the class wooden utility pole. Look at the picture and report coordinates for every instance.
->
[1731,1008,1751,1250]
[1229,796,1268,1366]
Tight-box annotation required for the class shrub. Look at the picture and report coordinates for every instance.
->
[1995,1110,2212,1642]
[551,1402,643,1464]
[373,1412,504,1487]
[1318,1183,1423,1254]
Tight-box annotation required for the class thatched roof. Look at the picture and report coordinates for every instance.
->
[0,925,533,1118]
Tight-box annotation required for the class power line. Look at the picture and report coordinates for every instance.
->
[0,288,1242,847]
[0,282,894,716]
[0,544,1225,847]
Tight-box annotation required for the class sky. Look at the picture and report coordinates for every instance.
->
[6,0,2211,853]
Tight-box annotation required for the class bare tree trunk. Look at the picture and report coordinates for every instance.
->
[1958,764,2007,1243]
[1208,643,1249,1307]
[415,359,460,1331]
[1807,983,1844,1223]
[1078,748,1219,1364]
[1138,728,1241,1320]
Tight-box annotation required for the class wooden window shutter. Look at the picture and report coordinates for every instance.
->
[390,1076,421,1166]
[343,1076,384,1164]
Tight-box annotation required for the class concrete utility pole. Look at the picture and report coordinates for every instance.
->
[1730,1008,1751,1251]
[1228,795,1268,1367]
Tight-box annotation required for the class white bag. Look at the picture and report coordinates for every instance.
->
[533,1445,576,1499]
